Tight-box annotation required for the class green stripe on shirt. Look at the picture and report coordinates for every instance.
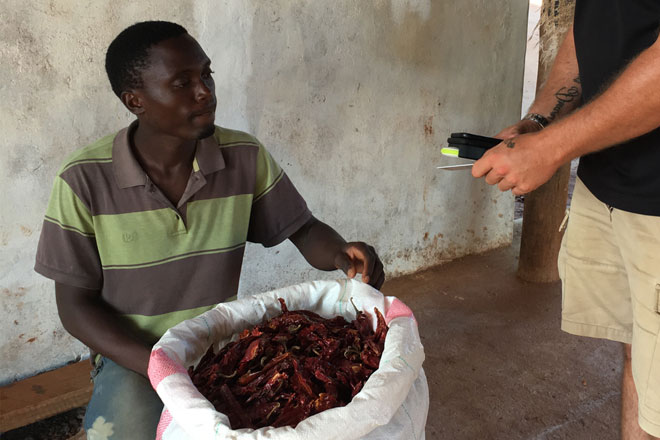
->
[121,304,219,344]
[58,134,115,174]
[94,195,253,266]
[254,142,284,199]
[44,177,95,236]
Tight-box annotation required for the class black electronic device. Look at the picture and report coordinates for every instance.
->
[443,132,502,160]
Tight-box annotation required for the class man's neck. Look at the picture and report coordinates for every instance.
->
[130,122,196,173]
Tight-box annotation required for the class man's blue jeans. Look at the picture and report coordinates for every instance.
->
[83,357,163,439]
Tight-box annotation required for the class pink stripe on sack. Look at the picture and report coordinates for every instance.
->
[149,348,189,389]
[385,298,416,324]
[156,409,173,440]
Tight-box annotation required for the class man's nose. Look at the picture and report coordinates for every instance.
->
[195,79,213,102]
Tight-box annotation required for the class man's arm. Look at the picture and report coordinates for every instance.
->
[288,216,385,289]
[496,26,581,139]
[527,26,582,124]
[474,26,660,194]
[55,283,152,377]
[547,30,660,159]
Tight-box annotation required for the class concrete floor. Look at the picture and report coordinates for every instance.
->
[381,221,623,440]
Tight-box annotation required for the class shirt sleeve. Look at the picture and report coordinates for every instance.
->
[34,172,103,290]
[247,143,312,247]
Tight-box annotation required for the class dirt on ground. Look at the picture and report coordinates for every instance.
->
[3,407,85,440]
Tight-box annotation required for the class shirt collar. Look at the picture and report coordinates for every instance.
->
[195,130,226,175]
[113,121,225,189]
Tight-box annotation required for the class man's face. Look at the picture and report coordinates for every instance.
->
[131,34,217,140]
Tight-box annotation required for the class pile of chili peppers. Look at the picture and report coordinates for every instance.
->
[189,298,388,429]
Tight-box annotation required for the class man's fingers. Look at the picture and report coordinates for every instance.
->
[498,179,515,192]
[334,252,356,278]
[348,244,375,282]
[472,146,500,179]
[471,131,551,196]
[484,170,504,186]
[512,185,531,196]
[472,157,491,178]
[339,243,384,285]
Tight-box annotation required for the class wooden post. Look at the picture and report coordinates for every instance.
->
[517,0,575,283]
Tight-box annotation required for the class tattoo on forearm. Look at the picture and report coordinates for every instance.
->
[548,76,581,121]
[506,139,516,149]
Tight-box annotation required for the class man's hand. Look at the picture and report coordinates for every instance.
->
[470,24,583,195]
[471,132,561,196]
[334,242,385,289]
[289,216,386,289]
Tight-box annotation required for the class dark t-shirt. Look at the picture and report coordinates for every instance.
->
[574,0,660,215]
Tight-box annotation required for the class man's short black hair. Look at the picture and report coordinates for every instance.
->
[105,21,188,97]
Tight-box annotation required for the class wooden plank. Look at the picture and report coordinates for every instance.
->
[0,361,93,433]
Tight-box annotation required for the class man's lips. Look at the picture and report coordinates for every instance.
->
[192,104,217,117]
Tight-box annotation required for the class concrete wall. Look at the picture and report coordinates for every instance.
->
[0,0,528,384]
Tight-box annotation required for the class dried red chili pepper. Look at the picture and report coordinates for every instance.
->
[189,298,389,429]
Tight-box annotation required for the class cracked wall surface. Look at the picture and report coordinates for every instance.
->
[0,0,527,383]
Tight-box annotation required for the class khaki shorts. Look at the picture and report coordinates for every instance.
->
[558,178,660,436]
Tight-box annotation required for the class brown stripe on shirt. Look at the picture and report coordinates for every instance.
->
[248,173,312,247]
[35,220,103,290]
[60,162,160,216]
[189,145,259,203]
[101,246,245,315]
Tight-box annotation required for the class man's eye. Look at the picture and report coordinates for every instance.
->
[202,70,215,79]
[173,80,190,88]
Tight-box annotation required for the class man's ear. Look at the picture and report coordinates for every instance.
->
[120,90,145,116]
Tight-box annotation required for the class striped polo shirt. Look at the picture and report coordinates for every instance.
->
[35,122,311,344]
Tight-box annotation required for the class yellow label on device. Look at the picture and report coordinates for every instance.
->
[441,147,459,157]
